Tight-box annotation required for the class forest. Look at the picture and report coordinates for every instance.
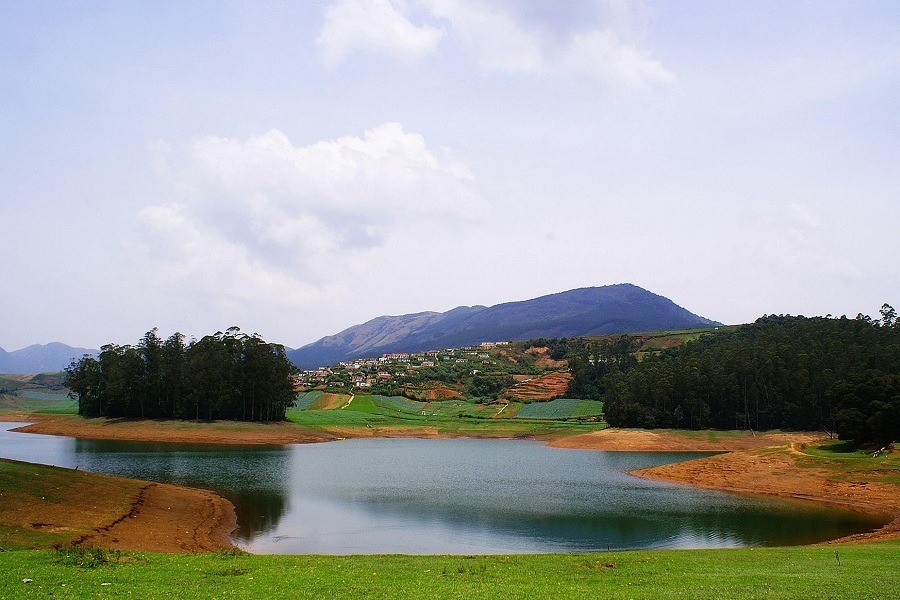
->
[568,306,900,446]
[65,327,295,421]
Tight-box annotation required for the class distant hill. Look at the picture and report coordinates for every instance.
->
[0,342,97,374]
[288,284,720,369]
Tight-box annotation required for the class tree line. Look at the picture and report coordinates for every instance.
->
[568,306,900,446]
[65,327,295,421]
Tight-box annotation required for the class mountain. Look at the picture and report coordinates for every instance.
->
[0,342,98,374]
[288,284,720,369]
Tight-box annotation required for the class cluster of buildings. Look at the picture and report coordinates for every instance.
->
[294,342,510,391]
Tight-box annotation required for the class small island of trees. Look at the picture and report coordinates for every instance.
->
[65,327,294,422]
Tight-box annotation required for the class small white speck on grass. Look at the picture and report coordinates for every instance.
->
[22,578,33,584]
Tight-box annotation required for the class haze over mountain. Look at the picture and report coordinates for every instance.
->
[288,284,720,369]
[0,342,97,374]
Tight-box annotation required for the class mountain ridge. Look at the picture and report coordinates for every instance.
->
[0,342,98,374]
[288,284,720,369]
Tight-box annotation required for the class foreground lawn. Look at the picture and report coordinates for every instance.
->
[1,543,897,599]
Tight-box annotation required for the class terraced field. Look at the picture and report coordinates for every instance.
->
[505,372,572,400]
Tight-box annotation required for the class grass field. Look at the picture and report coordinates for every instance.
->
[794,440,900,485]
[0,542,897,599]
[0,390,77,415]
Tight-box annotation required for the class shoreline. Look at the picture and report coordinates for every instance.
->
[549,428,900,543]
[3,414,898,548]
[0,457,236,553]
[2,413,573,446]
[629,444,900,544]
[4,413,339,446]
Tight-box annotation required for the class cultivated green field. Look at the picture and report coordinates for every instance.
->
[516,398,604,419]
[287,393,605,437]
[0,543,897,599]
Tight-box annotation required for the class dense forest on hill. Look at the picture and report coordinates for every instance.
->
[568,306,900,445]
[65,328,294,421]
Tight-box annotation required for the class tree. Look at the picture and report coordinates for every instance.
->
[584,312,900,434]
[65,356,103,417]
[880,304,897,328]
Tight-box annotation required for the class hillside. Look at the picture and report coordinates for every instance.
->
[0,342,97,374]
[288,284,719,368]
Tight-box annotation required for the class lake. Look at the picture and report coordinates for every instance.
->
[0,423,883,554]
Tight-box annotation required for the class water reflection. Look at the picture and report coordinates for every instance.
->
[71,438,293,542]
[0,424,885,554]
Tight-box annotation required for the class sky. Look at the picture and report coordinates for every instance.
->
[1,0,898,350]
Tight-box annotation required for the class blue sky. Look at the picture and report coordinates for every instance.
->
[1,1,898,349]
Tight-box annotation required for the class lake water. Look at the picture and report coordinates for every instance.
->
[0,423,883,554]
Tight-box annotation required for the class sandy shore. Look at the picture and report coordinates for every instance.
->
[7,413,337,446]
[547,428,826,451]
[76,482,237,553]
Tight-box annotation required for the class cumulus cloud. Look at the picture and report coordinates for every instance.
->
[318,0,674,86]
[134,123,476,308]
[318,0,446,66]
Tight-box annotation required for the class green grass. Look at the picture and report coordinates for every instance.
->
[0,543,897,599]
[375,395,425,412]
[795,440,900,484]
[0,390,78,415]
[286,408,387,427]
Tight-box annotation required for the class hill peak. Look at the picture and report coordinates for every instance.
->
[288,285,718,369]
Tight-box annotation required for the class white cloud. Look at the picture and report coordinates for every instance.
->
[560,28,675,86]
[135,123,476,309]
[425,0,544,72]
[318,0,446,66]
[318,0,674,86]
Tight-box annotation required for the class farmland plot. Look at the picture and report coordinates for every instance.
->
[516,398,603,420]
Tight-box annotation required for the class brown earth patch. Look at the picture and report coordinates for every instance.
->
[505,372,572,401]
[75,482,237,553]
[424,388,462,400]
[10,414,337,445]
[524,347,568,369]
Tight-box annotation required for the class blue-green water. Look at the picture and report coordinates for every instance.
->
[0,423,884,554]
